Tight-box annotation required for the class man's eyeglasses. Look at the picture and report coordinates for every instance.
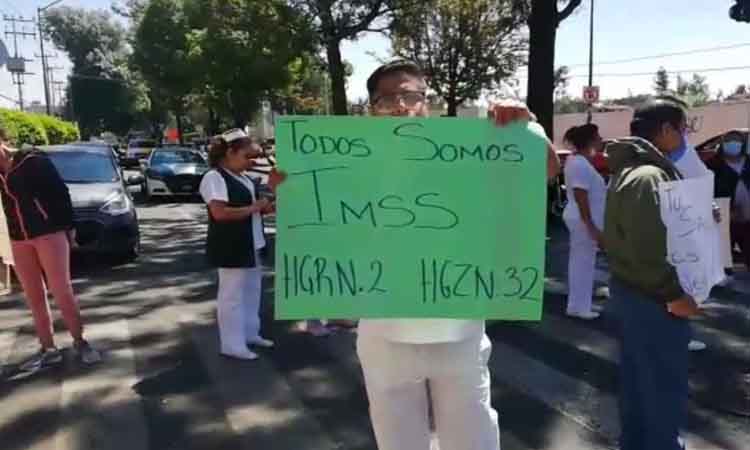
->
[371,91,427,111]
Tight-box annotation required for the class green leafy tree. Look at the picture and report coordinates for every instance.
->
[390,0,526,116]
[44,6,141,138]
[289,0,402,115]
[519,0,582,139]
[554,66,570,99]
[186,0,313,128]
[654,67,670,95]
[132,0,196,142]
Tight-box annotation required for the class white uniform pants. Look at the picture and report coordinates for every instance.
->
[565,218,598,314]
[217,267,262,355]
[357,333,499,450]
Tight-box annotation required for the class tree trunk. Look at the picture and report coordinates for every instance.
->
[175,110,184,145]
[527,0,557,140]
[447,99,458,117]
[326,39,349,115]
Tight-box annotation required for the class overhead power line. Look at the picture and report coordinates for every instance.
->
[564,42,750,68]
[567,65,750,79]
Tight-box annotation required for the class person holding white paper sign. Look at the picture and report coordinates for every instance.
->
[561,124,606,320]
[604,101,699,450]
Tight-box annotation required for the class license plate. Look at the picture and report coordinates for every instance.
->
[182,185,193,192]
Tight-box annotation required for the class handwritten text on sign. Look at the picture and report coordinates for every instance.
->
[659,174,725,303]
[274,117,548,319]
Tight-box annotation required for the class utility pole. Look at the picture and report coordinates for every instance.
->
[38,1,65,115]
[3,16,36,111]
[46,65,63,113]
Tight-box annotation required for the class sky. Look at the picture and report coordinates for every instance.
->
[2,0,750,109]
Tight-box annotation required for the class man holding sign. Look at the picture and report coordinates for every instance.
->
[273,60,559,450]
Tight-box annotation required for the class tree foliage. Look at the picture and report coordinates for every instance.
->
[185,0,313,128]
[289,0,400,115]
[654,67,670,95]
[44,6,142,137]
[390,0,526,116]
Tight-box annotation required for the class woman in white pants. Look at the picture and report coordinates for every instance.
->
[562,124,607,320]
[200,129,274,360]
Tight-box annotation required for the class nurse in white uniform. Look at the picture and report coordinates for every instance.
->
[200,129,275,360]
[562,124,607,320]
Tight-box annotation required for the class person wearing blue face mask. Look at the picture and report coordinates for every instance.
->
[709,131,750,272]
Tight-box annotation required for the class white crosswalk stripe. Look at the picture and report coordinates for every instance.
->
[55,319,148,450]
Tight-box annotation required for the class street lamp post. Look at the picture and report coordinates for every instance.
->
[38,0,64,116]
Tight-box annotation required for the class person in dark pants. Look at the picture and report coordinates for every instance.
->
[604,101,700,450]
[707,131,750,271]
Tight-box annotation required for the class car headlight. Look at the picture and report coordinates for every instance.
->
[100,192,132,216]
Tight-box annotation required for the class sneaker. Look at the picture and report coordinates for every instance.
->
[688,340,707,352]
[74,340,102,365]
[247,337,275,348]
[19,347,63,372]
[591,304,605,313]
[220,349,258,361]
[566,311,601,320]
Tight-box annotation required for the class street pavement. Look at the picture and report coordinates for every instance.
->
[0,196,748,450]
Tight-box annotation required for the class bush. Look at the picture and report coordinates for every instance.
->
[0,109,79,146]
[34,114,80,145]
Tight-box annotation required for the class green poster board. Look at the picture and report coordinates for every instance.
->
[274,116,548,320]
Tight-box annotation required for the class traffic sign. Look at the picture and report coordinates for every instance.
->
[583,86,600,104]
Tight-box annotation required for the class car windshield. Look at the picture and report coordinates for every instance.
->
[130,140,157,148]
[47,151,119,183]
[151,151,205,165]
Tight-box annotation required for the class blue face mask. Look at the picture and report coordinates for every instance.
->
[723,141,744,157]
[668,132,689,162]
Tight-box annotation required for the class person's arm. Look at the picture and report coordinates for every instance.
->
[32,154,74,230]
[489,102,560,180]
[207,199,269,223]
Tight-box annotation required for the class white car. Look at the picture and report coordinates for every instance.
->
[142,148,209,200]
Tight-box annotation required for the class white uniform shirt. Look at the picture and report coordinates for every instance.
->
[562,154,607,229]
[199,169,266,251]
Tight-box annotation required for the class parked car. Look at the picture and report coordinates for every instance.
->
[141,147,209,200]
[123,139,159,168]
[43,144,142,259]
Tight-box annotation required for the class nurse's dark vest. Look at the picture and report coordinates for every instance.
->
[206,168,259,268]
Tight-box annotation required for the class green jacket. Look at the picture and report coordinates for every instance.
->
[603,137,685,304]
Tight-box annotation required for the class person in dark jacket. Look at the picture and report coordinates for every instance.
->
[708,131,750,270]
[199,128,274,360]
[0,127,100,371]
[604,101,700,450]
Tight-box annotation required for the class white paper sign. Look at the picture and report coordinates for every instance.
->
[0,195,13,266]
[659,174,724,303]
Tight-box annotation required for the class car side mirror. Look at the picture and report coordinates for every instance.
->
[126,175,145,186]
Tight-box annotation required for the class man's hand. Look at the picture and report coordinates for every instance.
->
[489,100,533,127]
[67,229,79,249]
[712,203,721,223]
[667,296,701,318]
[268,168,286,193]
[587,224,605,250]
[251,198,271,214]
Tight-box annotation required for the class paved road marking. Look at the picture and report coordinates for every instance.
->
[55,319,147,450]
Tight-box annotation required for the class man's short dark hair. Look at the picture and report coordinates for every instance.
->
[366,60,424,99]
[630,101,686,141]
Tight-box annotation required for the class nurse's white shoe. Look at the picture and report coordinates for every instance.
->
[247,337,275,349]
[591,304,605,313]
[220,349,259,360]
[688,340,707,352]
[566,311,601,320]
